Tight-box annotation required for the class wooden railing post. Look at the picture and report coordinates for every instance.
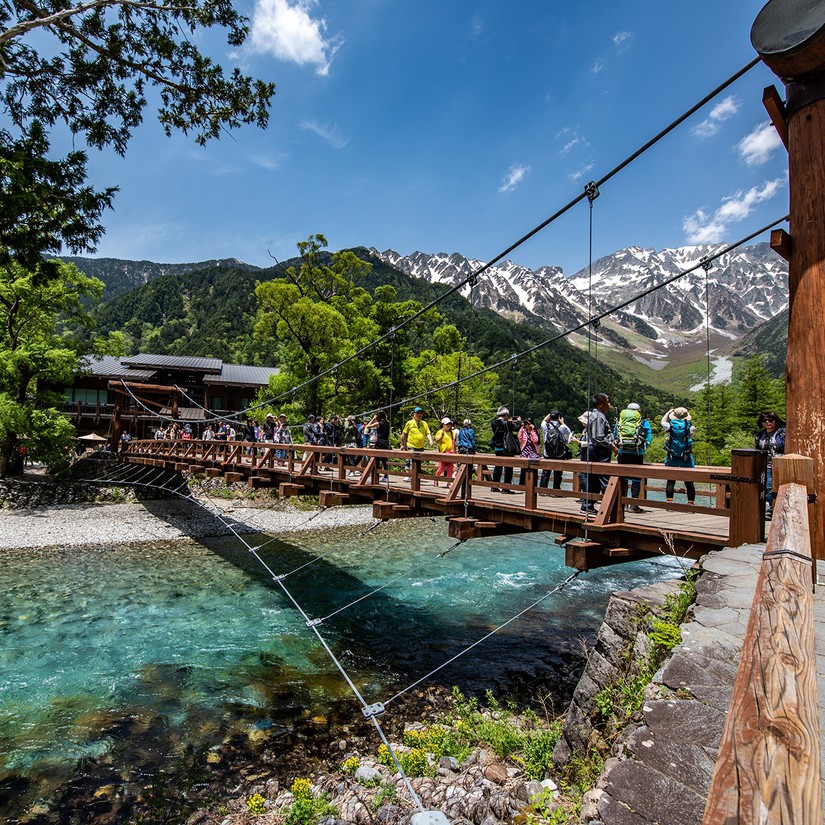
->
[728,448,766,546]
[523,463,537,509]
[702,482,822,825]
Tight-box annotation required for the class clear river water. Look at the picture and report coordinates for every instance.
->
[0,516,684,820]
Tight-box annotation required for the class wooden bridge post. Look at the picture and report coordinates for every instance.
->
[753,0,825,561]
[728,449,766,546]
[702,482,822,825]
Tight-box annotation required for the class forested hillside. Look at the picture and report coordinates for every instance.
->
[734,308,787,378]
[85,246,679,423]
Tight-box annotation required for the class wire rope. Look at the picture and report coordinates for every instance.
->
[229,57,763,419]
[349,215,788,420]
[81,459,427,813]
[702,259,713,467]
[382,570,582,707]
[318,540,461,624]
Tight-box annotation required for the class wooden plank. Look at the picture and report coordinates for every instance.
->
[594,475,623,526]
[444,463,469,503]
[702,483,822,825]
[762,84,789,150]
[319,491,349,507]
[728,449,766,546]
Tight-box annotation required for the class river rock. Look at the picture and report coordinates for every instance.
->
[482,763,508,784]
[354,765,382,783]
[438,756,459,772]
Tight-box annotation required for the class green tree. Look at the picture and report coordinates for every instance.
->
[734,353,785,431]
[0,259,113,477]
[0,0,275,154]
[0,123,116,271]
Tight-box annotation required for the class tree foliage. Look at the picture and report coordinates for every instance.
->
[0,258,116,476]
[0,123,116,270]
[0,0,275,154]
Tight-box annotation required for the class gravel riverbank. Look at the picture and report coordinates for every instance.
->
[0,496,377,550]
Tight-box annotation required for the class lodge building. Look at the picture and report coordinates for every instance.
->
[61,353,280,439]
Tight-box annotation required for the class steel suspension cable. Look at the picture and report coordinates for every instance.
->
[236,57,762,419]
[84,459,427,813]
[382,570,582,707]
[352,215,788,420]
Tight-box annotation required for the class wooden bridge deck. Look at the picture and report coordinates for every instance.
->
[119,440,766,570]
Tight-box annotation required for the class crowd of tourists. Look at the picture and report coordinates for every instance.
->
[146,398,784,515]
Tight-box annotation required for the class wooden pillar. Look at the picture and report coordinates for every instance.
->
[752,0,825,560]
[729,449,766,546]
[111,394,122,453]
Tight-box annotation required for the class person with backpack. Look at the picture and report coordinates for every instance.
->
[661,407,696,505]
[615,402,653,512]
[456,419,476,455]
[540,411,572,490]
[489,406,520,493]
[581,393,617,513]
[755,411,785,519]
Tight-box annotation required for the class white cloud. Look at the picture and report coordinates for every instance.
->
[682,177,785,243]
[251,152,289,170]
[691,94,740,139]
[590,59,605,74]
[561,138,580,154]
[612,30,632,49]
[301,120,349,149]
[499,164,530,193]
[470,14,483,38]
[568,163,594,183]
[737,122,783,166]
[250,0,342,76]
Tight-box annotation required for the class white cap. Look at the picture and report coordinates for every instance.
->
[441,417,452,425]
[627,403,640,411]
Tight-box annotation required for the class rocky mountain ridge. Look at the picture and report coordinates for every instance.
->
[370,243,788,363]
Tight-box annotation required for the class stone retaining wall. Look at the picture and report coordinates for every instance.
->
[554,545,763,825]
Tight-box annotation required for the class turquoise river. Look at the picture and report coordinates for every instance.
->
[0,516,684,821]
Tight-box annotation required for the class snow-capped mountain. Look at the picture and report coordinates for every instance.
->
[370,243,788,358]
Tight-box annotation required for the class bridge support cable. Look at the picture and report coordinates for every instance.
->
[232,57,763,421]
[352,215,789,422]
[82,462,427,813]
[701,258,714,468]
[381,570,582,708]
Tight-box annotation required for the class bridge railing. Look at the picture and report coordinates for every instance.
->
[702,454,822,825]
[121,441,765,545]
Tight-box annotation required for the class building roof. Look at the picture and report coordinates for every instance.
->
[159,406,207,421]
[122,353,223,373]
[78,355,157,381]
[203,364,280,387]
[77,354,278,388]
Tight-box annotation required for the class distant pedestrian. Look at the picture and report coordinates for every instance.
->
[540,411,572,490]
[755,411,785,519]
[490,406,520,493]
[518,418,540,485]
[274,413,292,464]
[661,407,696,505]
[364,410,391,480]
[400,407,433,473]
[581,394,617,513]
[456,419,476,454]
[262,413,276,442]
[302,414,319,460]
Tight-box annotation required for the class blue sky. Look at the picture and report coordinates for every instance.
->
[81,0,787,277]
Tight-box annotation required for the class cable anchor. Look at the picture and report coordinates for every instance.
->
[590,318,601,329]
[361,702,386,719]
[584,181,600,203]
[306,618,323,628]
[468,273,478,288]
[700,256,713,273]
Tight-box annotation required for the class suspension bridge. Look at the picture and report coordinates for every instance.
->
[75,1,825,820]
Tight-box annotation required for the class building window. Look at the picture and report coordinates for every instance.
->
[64,388,109,404]
[210,396,223,410]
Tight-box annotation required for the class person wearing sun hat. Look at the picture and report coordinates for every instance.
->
[661,406,697,504]
[434,417,456,485]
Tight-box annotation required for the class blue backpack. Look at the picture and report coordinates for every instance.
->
[666,419,692,460]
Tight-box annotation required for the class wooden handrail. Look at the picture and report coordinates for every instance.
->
[702,478,822,824]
